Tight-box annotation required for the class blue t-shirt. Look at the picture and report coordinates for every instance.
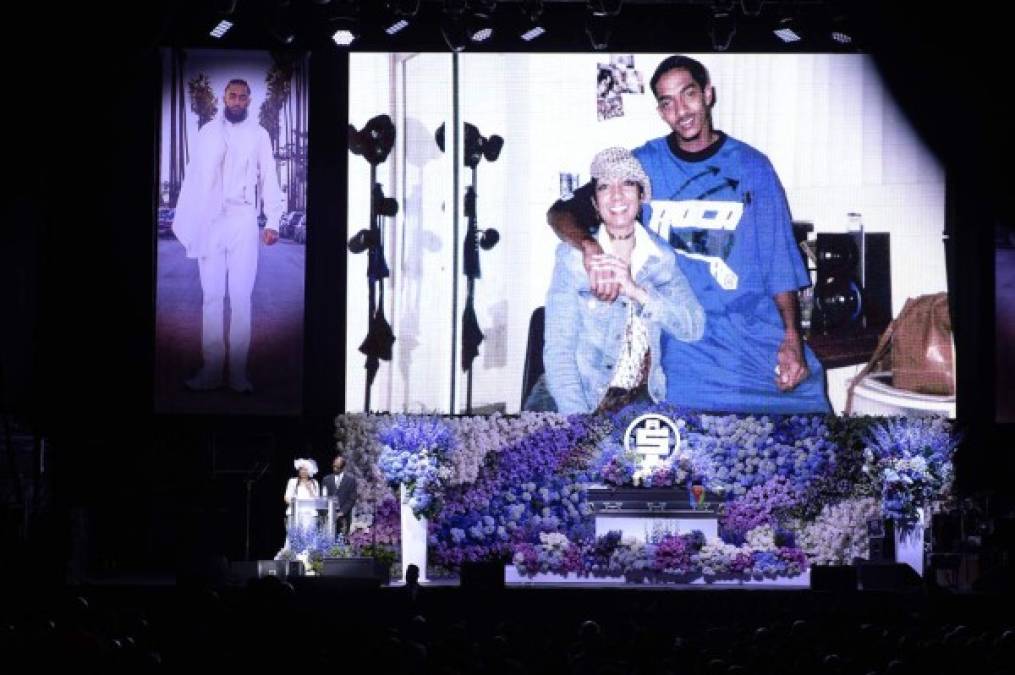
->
[631,133,830,414]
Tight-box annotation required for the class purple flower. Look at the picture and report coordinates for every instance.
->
[720,476,801,544]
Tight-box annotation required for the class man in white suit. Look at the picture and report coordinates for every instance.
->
[172,78,284,393]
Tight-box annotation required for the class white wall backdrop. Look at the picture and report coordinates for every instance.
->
[347,53,455,413]
[347,52,947,414]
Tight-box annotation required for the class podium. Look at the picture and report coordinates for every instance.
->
[288,497,339,540]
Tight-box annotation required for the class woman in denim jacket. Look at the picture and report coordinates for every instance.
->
[538,147,704,414]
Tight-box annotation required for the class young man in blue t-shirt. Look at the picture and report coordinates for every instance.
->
[547,55,830,414]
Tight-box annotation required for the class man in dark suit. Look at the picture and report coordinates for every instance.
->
[322,456,357,537]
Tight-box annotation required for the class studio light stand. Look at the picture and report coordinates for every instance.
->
[459,123,503,413]
[349,115,398,411]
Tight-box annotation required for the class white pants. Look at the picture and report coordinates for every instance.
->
[196,205,259,379]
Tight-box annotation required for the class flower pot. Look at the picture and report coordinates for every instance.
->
[400,483,428,581]
[894,508,924,578]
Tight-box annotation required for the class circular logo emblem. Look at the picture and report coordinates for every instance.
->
[623,413,681,471]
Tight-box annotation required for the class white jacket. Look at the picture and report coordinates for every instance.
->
[172,114,286,258]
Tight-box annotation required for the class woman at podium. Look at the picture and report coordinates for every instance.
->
[284,458,320,532]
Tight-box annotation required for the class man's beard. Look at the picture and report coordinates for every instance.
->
[224,106,248,123]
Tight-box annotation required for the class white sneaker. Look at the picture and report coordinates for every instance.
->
[185,369,222,391]
[229,373,254,394]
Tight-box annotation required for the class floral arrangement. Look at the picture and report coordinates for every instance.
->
[720,476,801,544]
[348,495,401,549]
[592,437,703,489]
[377,415,454,518]
[333,408,960,579]
[430,415,604,567]
[280,524,337,574]
[512,532,585,576]
[594,406,837,497]
[684,413,838,497]
[512,528,808,582]
[861,417,959,526]
[793,497,879,566]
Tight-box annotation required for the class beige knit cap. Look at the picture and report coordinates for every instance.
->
[590,146,651,202]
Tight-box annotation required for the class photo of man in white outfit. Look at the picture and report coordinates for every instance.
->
[171,78,285,394]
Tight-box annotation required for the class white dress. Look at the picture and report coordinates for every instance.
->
[276,478,322,559]
[284,478,320,537]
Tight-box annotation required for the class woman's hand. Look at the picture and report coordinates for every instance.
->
[588,254,648,304]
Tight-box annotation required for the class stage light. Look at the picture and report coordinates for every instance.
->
[261,0,297,45]
[470,26,493,42]
[385,19,409,35]
[774,16,802,43]
[520,0,546,41]
[441,16,468,51]
[465,1,496,43]
[210,20,233,38]
[348,229,378,254]
[829,7,853,45]
[330,14,361,46]
[332,26,358,45]
[463,122,503,169]
[521,25,546,41]
[349,115,396,166]
[587,0,623,17]
[740,0,763,17]
[441,0,469,51]
[709,4,737,51]
[384,0,418,35]
[209,0,236,38]
[478,229,500,250]
[585,0,621,51]
[467,19,494,43]
[585,14,613,50]
[271,25,296,45]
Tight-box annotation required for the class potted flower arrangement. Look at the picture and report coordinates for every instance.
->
[862,417,958,529]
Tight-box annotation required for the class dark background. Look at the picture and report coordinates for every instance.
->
[1,0,1010,578]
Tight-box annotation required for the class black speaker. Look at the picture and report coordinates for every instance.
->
[810,565,857,591]
[320,557,389,585]
[460,561,505,590]
[857,562,923,591]
[813,233,891,335]
[228,560,302,582]
[229,561,258,582]
[257,559,302,577]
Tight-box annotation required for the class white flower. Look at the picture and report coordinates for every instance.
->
[746,525,776,549]
[539,531,569,548]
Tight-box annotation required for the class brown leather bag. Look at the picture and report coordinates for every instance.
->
[891,293,954,395]
[845,293,955,413]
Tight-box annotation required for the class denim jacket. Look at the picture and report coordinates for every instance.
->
[543,225,705,414]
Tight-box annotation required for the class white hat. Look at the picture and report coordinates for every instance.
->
[293,458,319,477]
